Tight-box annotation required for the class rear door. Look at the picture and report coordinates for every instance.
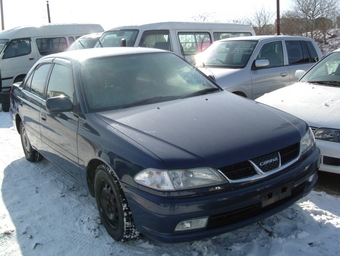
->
[285,40,320,83]
[18,62,52,150]
[39,59,80,180]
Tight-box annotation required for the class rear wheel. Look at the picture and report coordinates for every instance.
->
[94,164,139,241]
[19,122,42,162]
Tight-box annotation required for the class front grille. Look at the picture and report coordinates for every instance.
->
[219,143,300,180]
[251,152,280,172]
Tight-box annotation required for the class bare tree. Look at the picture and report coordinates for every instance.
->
[247,8,275,35]
[315,17,334,43]
[281,11,306,36]
[191,12,220,22]
[292,0,339,38]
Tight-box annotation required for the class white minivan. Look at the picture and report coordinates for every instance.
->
[0,23,104,111]
[0,23,104,89]
[95,22,255,63]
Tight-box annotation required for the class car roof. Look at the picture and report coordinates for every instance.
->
[76,32,103,39]
[42,47,169,62]
[218,35,314,42]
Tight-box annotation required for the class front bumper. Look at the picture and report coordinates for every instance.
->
[124,147,320,243]
[316,140,340,174]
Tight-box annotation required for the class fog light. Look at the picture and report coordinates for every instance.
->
[175,217,208,231]
[308,173,316,182]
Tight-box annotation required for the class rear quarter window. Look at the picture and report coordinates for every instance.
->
[30,64,52,98]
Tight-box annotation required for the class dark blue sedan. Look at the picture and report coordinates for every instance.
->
[9,47,320,243]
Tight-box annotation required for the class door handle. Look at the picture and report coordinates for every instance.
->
[281,72,288,77]
[41,114,47,121]
[29,58,34,60]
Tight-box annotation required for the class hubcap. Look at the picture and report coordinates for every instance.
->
[100,182,119,229]
[22,129,30,153]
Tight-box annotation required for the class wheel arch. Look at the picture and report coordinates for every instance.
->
[15,114,23,134]
[86,158,120,197]
[14,74,26,83]
[232,91,247,98]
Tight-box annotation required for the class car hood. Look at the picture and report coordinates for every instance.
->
[256,82,340,128]
[199,67,242,80]
[97,92,305,169]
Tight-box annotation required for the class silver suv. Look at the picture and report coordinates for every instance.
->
[196,35,323,99]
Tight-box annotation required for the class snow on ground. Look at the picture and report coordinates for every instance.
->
[1,110,340,256]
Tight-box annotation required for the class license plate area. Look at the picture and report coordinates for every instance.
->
[261,184,292,207]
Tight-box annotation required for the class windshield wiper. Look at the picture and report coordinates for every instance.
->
[182,87,220,98]
[310,81,340,86]
[119,96,179,109]
[97,39,103,48]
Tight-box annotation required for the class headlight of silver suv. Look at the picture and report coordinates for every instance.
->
[300,127,315,156]
[134,167,226,191]
[314,128,340,143]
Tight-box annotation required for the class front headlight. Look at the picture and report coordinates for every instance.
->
[314,128,340,143]
[134,167,226,191]
[300,127,315,156]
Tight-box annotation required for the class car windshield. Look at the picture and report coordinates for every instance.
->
[196,40,258,68]
[0,39,9,53]
[301,51,340,87]
[80,52,220,112]
[96,29,139,47]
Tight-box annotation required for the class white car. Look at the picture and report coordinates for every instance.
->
[196,35,322,99]
[256,48,340,174]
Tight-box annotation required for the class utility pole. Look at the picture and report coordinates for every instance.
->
[0,0,4,30]
[276,0,280,35]
[47,1,51,23]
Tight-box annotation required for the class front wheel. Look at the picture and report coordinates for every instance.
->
[94,165,139,241]
[19,122,42,162]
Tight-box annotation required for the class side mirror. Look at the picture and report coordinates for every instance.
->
[121,38,126,47]
[46,96,73,112]
[252,59,269,70]
[295,70,305,79]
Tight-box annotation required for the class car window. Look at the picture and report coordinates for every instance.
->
[305,41,320,62]
[198,40,257,68]
[213,32,253,40]
[256,41,284,67]
[286,41,308,65]
[30,64,52,98]
[139,30,171,50]
[46,64,75,104]
[81,52,218,112]
[301,52,340,83]
[178,32,211,56]
[98,30,139,47]
[3,38,31,59]
[36,37,68,55]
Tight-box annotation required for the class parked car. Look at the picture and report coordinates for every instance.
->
[66,32,103,51]
[257,48,340,174]
[10,48,319,243]
[196,35,323,99]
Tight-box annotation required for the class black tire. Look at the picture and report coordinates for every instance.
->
[94,164,139,241]
[19,122,42,162]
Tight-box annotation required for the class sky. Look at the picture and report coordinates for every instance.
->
[1,110,340,255]
[0,0,293,31]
